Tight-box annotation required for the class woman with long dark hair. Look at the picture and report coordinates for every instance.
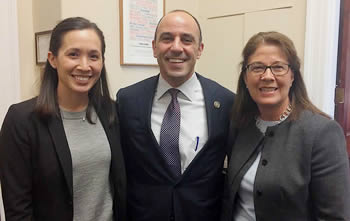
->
[0,17,126,221]
[221,31,350,220]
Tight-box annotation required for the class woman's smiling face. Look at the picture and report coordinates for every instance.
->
[48,29,103,99]
[244,43,294,116]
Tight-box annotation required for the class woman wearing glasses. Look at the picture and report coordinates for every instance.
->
[221,31,350,220]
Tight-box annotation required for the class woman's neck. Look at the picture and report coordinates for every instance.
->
[58,92,89,112]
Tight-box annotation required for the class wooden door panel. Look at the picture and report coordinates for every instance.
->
[335,0,350,158]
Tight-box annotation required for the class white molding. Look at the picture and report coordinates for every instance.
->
[0,0,20,124]
[303,0,341,117]
[0,0,20,219]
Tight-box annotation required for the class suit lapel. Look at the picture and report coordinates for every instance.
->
[47,116,73,197]
[135,75,166,161]
[136,75,159,138]
[144,76,159,132]
[197,73,218,140]
[227,122,264,186]
[96,108,126,195]
[96,108,116,157]
[96,108,118,167]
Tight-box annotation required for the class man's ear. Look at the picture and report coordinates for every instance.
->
[47,51,57,69]
[196,43,204,59]
[152,40,157,58]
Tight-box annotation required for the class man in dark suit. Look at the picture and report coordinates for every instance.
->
[117,10,235,221]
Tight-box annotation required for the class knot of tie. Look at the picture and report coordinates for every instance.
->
[168,88,180,99]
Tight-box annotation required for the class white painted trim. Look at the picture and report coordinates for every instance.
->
[0,0,21,124]
[303,0,341,117]
[0,0,20,220]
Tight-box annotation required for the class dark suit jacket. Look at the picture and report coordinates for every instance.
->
[0,98,127,221]
[221,110,350,221]
[117,73,235,221]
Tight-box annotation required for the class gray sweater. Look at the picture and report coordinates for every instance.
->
[61,108,113,221]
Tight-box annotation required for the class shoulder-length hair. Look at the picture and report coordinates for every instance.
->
[231,31,329,128]
[35,17,116,125]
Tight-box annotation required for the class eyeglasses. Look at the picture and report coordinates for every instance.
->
[245,62,291,76]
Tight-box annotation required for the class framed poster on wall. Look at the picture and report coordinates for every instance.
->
[119,0,165,66]
[35,30,52,65]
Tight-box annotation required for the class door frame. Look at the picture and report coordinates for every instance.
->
[335,0,350,158]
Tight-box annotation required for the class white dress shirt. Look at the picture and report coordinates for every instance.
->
[151,73,208,174]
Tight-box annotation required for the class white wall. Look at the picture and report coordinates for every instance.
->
[0,1,21,219]
[197,0,306,92]
[19,0,308,99]
[17,0,38,100]
[33,0,61,31]
[0,0,21,123]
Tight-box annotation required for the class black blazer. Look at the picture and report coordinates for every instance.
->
[0,98,127,221]
[117,73,235,221]
[221,110,350,221]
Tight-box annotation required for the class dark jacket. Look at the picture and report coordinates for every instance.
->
[117,73,235,221]
[221,110,350,221]
[0,98,127,221]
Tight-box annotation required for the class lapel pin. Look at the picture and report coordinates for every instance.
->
[214,101,221,109]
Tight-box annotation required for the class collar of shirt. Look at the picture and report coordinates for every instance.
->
[155,73,201,102]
